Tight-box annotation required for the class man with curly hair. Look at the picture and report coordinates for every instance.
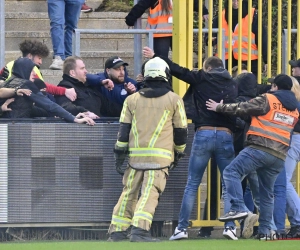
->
[0,39,77,102]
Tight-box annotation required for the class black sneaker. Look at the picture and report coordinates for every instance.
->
[219,211,248,222]
[107,231,128,242]
[287,226,300,238]
[130,226,160,242]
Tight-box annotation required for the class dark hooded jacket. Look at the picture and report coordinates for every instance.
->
[208,1,268,74]
[1,58,75,122]
[157,55,237,132]
[233,73,257,153]
[216,89,299,159]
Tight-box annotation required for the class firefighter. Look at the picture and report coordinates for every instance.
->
[107,57,188,242]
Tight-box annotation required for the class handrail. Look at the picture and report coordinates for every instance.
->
[0,0,5,68]
[73,28,224,77]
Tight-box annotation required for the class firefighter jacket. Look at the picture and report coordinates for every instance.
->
[216,91,299,160]
[220,8,258,60]
[116,80,188,170]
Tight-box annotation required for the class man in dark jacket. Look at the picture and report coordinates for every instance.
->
[1,58,94,125]
[142,47,238,240]
[55,56,121,118]
[206,74,299,240]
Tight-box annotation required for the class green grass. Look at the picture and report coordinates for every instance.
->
[0,240,299,250]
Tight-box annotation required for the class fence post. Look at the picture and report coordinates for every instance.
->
[282,29,287,74]
[133,0,142,79]
[0,0,5,68]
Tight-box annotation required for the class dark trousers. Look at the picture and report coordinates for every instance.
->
[153,36,172,58]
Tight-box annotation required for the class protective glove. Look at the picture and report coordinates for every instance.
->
[1,66,9,81]
[114,148,128,176]
[169,151,186,171]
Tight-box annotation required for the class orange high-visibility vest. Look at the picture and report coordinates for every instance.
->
[219,8,258,60]
[247,94,299,146]
[146,0,172,38]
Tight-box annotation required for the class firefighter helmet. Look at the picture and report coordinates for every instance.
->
[144,57,170,82]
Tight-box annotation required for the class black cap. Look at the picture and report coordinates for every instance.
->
[289,58,300,68]
[105,56,129,69]
[267,74,293,90]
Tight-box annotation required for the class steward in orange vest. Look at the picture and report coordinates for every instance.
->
[125,0,208,57]
[209,1,267,76]
[210,74,299,159]
[206,73,299,237]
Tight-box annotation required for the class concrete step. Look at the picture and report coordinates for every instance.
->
[5,50,137,69]
[5,31,147,52]
[5,50,139,85]
[5,12,147,32]
[5,0,103,12]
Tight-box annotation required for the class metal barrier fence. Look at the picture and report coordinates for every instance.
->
[0,121,197,227]
[72,28,225,80]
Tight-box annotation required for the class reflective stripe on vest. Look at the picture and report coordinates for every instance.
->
[217,8,258,60]
[247,94,299,146]
[146,0,172,38]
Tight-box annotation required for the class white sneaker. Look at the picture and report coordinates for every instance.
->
[223,227,238,240]
[169,227,188,240]
[259,230,277,240]
[49,55,64,70]
[242,212,259,238]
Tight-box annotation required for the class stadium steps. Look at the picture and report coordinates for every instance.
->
[4,0,147,84]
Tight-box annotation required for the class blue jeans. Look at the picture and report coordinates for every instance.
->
[47,0,84,59]
[285,134,300,227]
[177,129,235,230]
[223,147,284,234]
[273,167,287,233]
[244,170,277,231]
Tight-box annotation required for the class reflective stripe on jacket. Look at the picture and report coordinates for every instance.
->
[219,8,258,60]
[247,94,299,146]
[146,0,172,38]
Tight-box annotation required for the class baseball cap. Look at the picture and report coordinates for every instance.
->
[267,74,293,90]
[105,56,129,69]
[289,58,300,68]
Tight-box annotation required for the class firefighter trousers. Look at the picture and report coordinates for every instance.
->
[109,167,167,233]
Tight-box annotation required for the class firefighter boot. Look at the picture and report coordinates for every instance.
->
[130,226,160,242]
[107,231,128,242]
